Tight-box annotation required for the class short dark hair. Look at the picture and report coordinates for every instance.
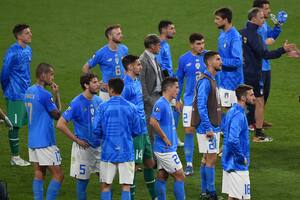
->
[105,24,121,38]
[144,34,160,49]
[214,7,233,23]
[13,24,29,39]
[122,55,139,71]
[108,78,124,94]
[248,7,262,21]
[161,77,178,92]
[80,73,98,90]
[204,51,219,66]
[235,84,254,100]
[36,63,53,78]
[158,20,173,34]
[189,33,204,44]
[253,0,270,8]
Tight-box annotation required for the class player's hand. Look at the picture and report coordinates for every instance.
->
[287,50,300,58]
[163,137,172,147]
[174,101,183,113]
[51,82,60,94]
[283,40,296,52]
[75,138,89,149]
[206,131,214,138]
[4,116,13,130]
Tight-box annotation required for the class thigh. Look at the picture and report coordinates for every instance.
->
[197,132,220,154]
[7,99,27,127]
[118,162,135,185]
[133,135,145,164]
[228,171,251,200]
[154,152,183,174]
[182,106,192,127]
[32,145,62,166]
[100,161,117,184]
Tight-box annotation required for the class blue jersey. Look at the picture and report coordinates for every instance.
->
[151,96,178,153]
[87,44,128,84]
[176,51,207,106]
[94,96,141,162]
[62,94,103,148]
[1,42,32,100]
[122,74,147,135]
[222,103,250,171]
[24,85,58,148]
[257,21,282,71]
[196,70,220,134]
[156,40,174,77]
[217,27,243,90]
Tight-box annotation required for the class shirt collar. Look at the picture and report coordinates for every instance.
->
[145,50,156,60]
[204,69,216,80]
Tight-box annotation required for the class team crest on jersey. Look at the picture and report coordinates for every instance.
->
[155,107,160,112]
[195,62,200,69]
[186,63,192,67]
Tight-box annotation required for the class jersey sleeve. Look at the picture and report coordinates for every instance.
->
[62,101,76,122]
[222,36,243,69]
[41,91,58,113]
[87,49,102,68]
[1,49,15,91]
[150,101,163,121]
[131,105,141,137]
[93,104,103,138]
[267,24,282,40]
[121,85,132,101]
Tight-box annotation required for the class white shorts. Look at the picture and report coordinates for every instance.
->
[70,142,101,179]
[182,106,192,127]
[222,170,251,200]
[99,90,110,102]
[29,145,61,166]
[154,152,183,174]
[196,132,220,154]
[219,88,237,107]
[100,161,135,185]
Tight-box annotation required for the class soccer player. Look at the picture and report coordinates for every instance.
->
[251,0,285,129]
[1,24,32,166]
[157,20,184,147]
[196,51,222,200]
[176,33,207,176]
[240,8,295,142]
[56,73,102,200]
[82,24,128,101]
[222,84,255,200]
[214,7,243,129]
[24,63,63,200]
[121,55,157,200]
[149,77,185,200]
[0,107,13,130]
[94,78,141,200]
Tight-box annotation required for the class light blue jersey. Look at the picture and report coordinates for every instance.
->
[1,42,32,100]
[257,21,282,71]
[217,27,243,90]
[62,94,103,148]
[87,44,128,83]
[94,96,141,162]
[157,40,174,77]
[151,96,178,153]
[176,51,207,106]
[24,85,58,148]
[222,103,250,171]
[122,74,147,135]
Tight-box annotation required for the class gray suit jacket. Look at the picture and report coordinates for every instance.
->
[139,50,163,111]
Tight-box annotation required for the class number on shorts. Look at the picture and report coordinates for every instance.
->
[183,113,188,124]
[244,184,250,195]
[54,151,61,162]
[208,137,216,150]
[135,149,143,160]
[172,154,180,165]
[80,164,86,175]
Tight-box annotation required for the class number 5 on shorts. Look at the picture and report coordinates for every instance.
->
[80,164,86,175]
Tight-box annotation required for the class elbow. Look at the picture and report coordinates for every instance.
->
[82,64,89,73]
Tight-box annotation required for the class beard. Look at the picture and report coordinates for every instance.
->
[215,67,222,72]
[218,24,225,30]
[90,89,98,95]
[112,38,121,44]
[166,35,174,39]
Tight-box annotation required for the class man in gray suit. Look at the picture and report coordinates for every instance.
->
[140,34,164,141]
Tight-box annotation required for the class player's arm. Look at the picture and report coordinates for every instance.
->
[51,82,61,112]
[221,37,243,69]
[0,107,13,130]
[227,113,247,165]
[82,63,90,73]
[82,50,100,73]
[1,50,14,91]
[197,79,214,137]
[56,117,89,148]
[149,117,171,147]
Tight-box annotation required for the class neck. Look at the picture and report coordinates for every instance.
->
[126,71,137,79]
[108,41,118,50]
[160,34,167,41]
[163,93,173,102]
[191,50,202,56]
[83,90,93,100]
[238,100,246,109]
[36,80,45,88]
[207,67,216,76]
[223,23,232,32]
[17,40,26,48]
